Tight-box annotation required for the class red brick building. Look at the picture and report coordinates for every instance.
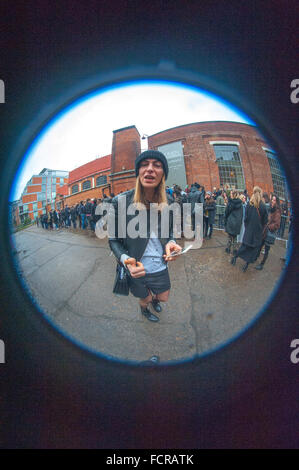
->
[56,155,111,209]
[107,121,287,200]
[44,121,287,213]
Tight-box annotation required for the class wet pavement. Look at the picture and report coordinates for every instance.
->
[11,225,287,363]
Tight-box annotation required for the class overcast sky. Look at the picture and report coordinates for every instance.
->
[10,81,254,201]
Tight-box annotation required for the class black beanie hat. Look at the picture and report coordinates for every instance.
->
[135,150,169,180]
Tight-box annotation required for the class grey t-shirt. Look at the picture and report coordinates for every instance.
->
[120,232,174,274]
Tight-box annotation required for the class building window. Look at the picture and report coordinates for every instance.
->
[82,180,91,191]
[72,184,79,194]
[33,203,38,211]
[265,150,287,200]
[96,175,107,186]
[213,144,245,190]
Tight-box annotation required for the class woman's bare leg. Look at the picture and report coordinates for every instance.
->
[155,289,170,303]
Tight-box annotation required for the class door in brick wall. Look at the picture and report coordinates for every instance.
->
[157,141,187,189]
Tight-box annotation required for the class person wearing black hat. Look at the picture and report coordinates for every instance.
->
[109,150,182,322]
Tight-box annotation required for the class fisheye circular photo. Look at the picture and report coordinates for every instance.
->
[9,79,292,364]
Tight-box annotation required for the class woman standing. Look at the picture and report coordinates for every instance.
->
[236,193,247,245]
[255,194,281,270]
[231,186,268,272]
[224,190,243,254]
[203,192,216,239]
[109,150,182,323]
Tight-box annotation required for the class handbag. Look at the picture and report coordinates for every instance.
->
[257,206,275,245]
[113,262,130,296]
[265,228,276,245]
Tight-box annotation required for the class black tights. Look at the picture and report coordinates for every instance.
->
[260,244,271,265]
[226,234,237,253]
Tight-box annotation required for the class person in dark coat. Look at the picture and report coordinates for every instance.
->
[231,186,268,271]
[78,201,86,229]
[53,209,59,229]
[70,206,77,229]
[85,198,94,230]
[255,194,281,270]
[65,205,71,227]
[188,184,204,231]
[263,192,271,213]
[60,208,66,227]
[224,190,243,254]
[203,192,216,238]
[39,214,44,229]
[43,213,48,229]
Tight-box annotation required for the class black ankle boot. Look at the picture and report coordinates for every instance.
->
[152,298,162,313]
[231,255,237,265]
[255,263,264,270]
[141,307,159,322]
[242,262,249,272]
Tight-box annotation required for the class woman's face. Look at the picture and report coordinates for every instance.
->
[139,158,164,189]
[271,196,277,207]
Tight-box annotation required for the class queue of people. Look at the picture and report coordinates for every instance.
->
[166,182,290,272]
[38,193,114,232]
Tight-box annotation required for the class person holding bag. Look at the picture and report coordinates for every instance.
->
[109,150,182,323]
[231,186,268,272]
[255,194,281,270]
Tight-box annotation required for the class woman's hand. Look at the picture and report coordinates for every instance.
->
[124,258,146,278]
[163,241,182,262]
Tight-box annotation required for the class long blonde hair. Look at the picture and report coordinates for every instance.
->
[250,186,262,208]
[133,175,168,209]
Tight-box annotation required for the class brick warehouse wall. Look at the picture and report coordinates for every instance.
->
[147,121,274,195]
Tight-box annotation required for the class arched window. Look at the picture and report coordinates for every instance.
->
[82,180,91,190]
[265,149,287,200]
[96,175,107,186]
[213,144,245,190]
[71,184,79,194]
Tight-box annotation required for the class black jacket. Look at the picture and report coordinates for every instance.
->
[70,207,77,220]
[188,187,204,213]
[225,198,243,236]
[242,202,268,247]
[109,189,175,263]
[79,203,86,214]
[203,199,216,224]
[85,202,93,216]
